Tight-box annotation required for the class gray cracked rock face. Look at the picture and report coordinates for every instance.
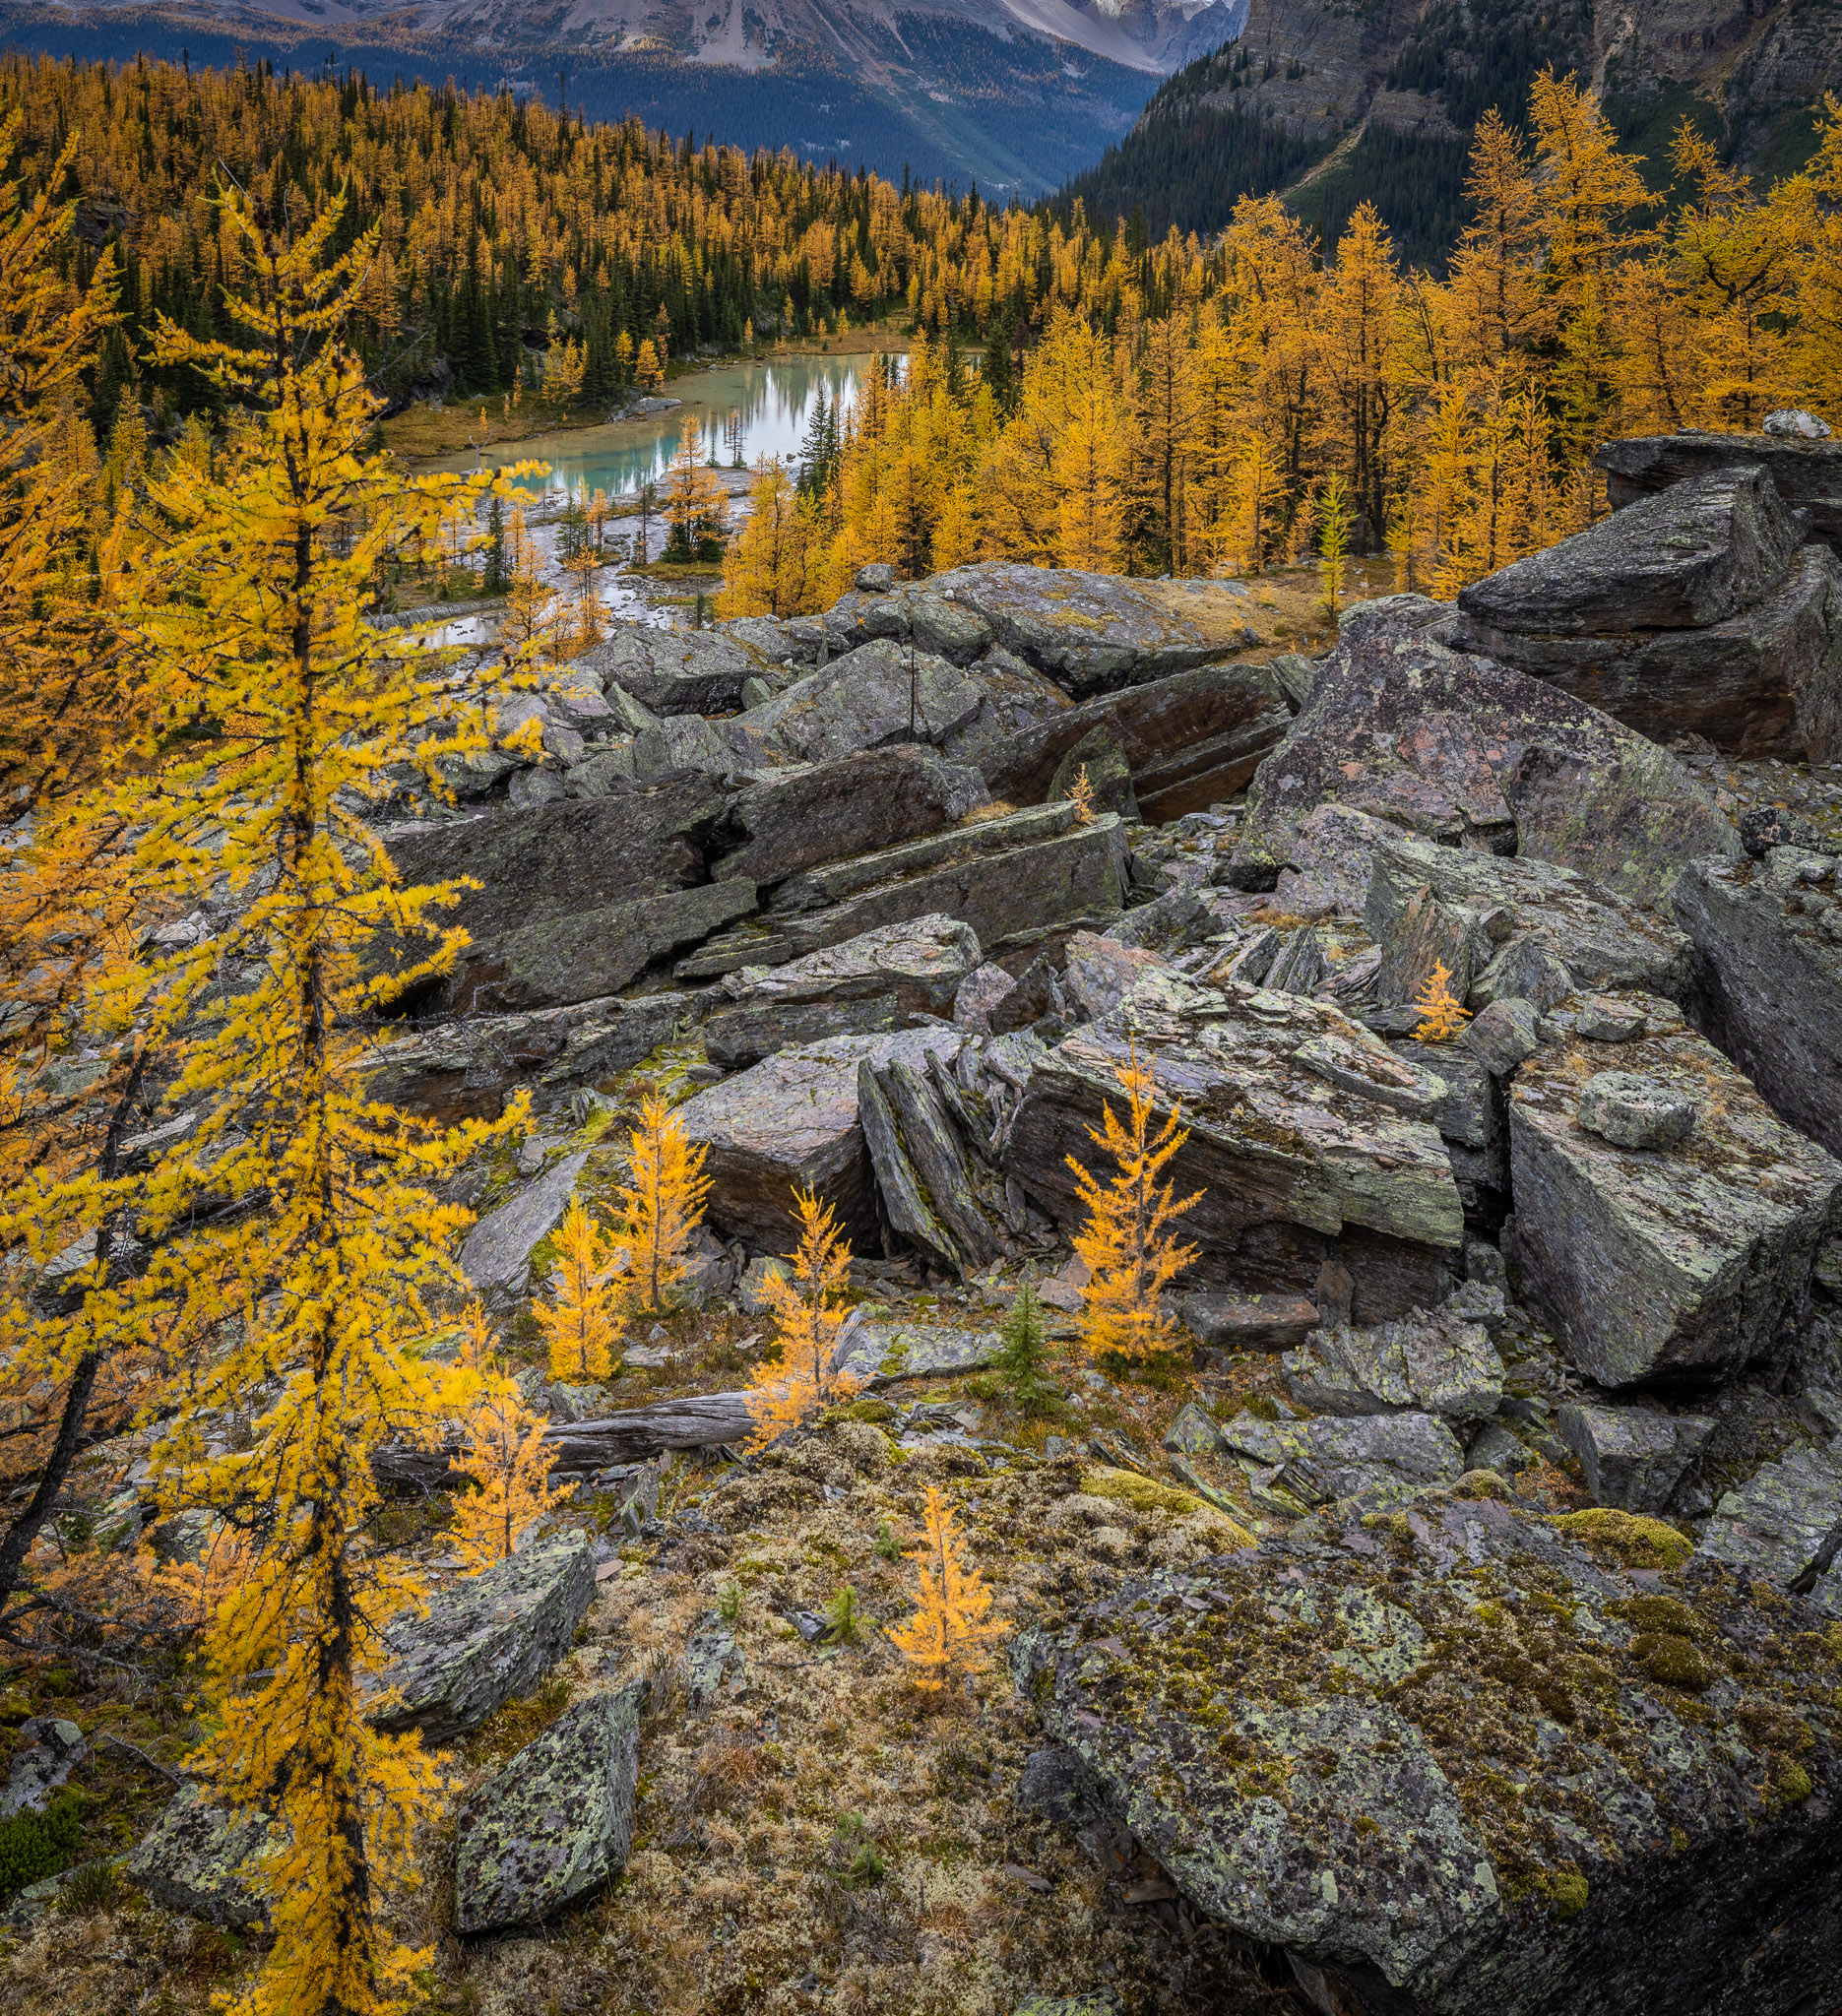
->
[1698,1438,1842,1613]
[123,1785,273,1928]
[739,638,986,765]
[369,1536,597,1745]
[460,1153,590,1296]
[1456,466,1805,636]
[453,1680,645,1934]
[1556,1402,1714,1515]
[1014,1497,1842,2016]
[1508,1027,1841,1387]
[1596,429,1842,554]
[1576,1071,1698,1151]
[575,627,759,715]
[1283,1288,1506,1422]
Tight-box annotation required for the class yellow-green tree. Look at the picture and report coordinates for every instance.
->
[446,1304,573,1570]
[614,1092,711,1313]
[104,186,520,2016]
[886,1485,1006,1691]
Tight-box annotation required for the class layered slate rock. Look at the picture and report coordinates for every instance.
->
[1014,1497,1842,2016]
[704,915,979,1069]
[739,639,985,764]
[124,1786,272,1927]
[1283,1286,1506,1421]
[863,564,1262,699]
[1215,1409,1468,1506]
[1507,1028,1842,1387]
[576,627,761,715]
[370,1536,597,1745]
[1237,618,1735,904]
[1456,467,1806,636]
[1697,1437,1842,1614]
[1596,429,1842,553]
[1556,1402,1715,1515]
[1673,848,1842,1156]
[1453,546,1842,763]
[460,1153,589,1296]
[708,744,988,889]
[1003,972,1465,1318]
[678,1026,964,1250]
[454,1681,645,1933]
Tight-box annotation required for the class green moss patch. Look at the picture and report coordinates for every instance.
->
[1550,1509,1691,1570]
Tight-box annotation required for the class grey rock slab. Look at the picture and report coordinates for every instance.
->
[1456,466,1804,635]
[704,914,980,1069]
[1556,1402,1715,1515]
[543,1393,757,1470]
[1284,1293,1505,1421]
[710,744,988,889]
[857,1048,1022,1274]
[1163,1402,1227,1453]
[740,639,985,764]
[1577,1071,1698,1151]
[1508,1028,1842,1386]
[0,1717,85,1816]
[1465,1419,1536,1479]
[677,1027,963,1251]
[575,627,759,715]
[453,1680,644,1933]
[124,1785,272,1927]
[1175,1292,1320,1351]
[1674,852,1842,1156]
[1238,628,1735,903]
[1015,1495,1842,2016]
[1698,1438,1842,1613]
[632,713,768,785]
[370,1536,597,1745]
[1049,722,1137,820]
[1596,428,1842,554]
[460,1153,589,1295]
[1462,997,1542,1076]
[1062,931,1171,1024]
[1453,543,1842,763]
[833,1320,1006,1389]
[925,563,1268,698]
[954,961,1018,1034]
[1003,971,1464,1315]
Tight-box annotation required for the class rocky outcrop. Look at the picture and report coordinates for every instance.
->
[1236,612,1735,903]
[1507,1027,1841,1388]
[1596,429,1842,554]
[1015,1495,1842,2016]
[1003,970,1465,1316]
[739,639,986,764]
[1282,1284,1506,1421]
[124,1786,273,1928]
[1673,847,1842,1156]
[576,627,761,715]
[1697,1436,1842,1612]
[1556,1401,1715,1514]
[369,1536,597,1745]
[454,1681,645,1933]
[460,1153,589,1297]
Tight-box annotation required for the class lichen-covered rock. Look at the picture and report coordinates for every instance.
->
[1698,1437,1842,1614]
[1576,1071,1699,1151]
[1284,1289,1505,1421]
[1003,971,1464,1318]
[1061,931,1171,1024]
[703,914,980,1069]
[124,1785,272,1927]
[1219,1408,1468,1508]
[1014,1495,1842,2016]
[575,626,759,715]
[833,1319,1006,1388]
[1596,428,1842,555]
[453,1681,645,1934]
[739,639,985,764]
[370,1536,597,1745]
[1508,1029,1842,1387]
[1456,466,1804,635]
[1236,627,1734,903]
[459,1153,590,1296]
[679,1026,964,1250]
[0,1717,85,1816]
[1674,850,1842,1156]
[1556,1402,1715,1515]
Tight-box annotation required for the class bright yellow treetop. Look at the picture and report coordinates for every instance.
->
[537,1196,624,1383]
[615,1091,712,1313]
[885,1484,1007,1692]
[746,1187,862,1448]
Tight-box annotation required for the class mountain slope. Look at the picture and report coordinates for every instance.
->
[1062,0,1842,266]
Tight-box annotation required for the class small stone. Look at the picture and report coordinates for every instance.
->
[1577,1071,1698,1151]
[1162,1402,1226,1454]
[1575,995,1646,1041]
[1466,1420,1535,1479]
[1763,845,1835,890]
[1764,409,1832,439]
[855,563,896,593]
[1463,997,1542,1075]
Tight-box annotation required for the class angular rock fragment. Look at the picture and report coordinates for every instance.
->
[857,1047,1022,1274]
[741,639,985,764]
[454,1681,645,1933]
[1175,1292,1320,1351]
[370,1536,597,1745]
[460,1153,590,1296]
[703,915,979,1069]
[1457,467,1805,635]
[1674,850,1842,1155]
[1596,428,1842,554]
[632,713,769,784]
[1004,972,1464,1317]
[1216,1409,1467,1505]
[576,627,759,715]
[1462,997,1541,1076]
[678,1027,963,1250]
[1698,1438,1842,1613]
[833,1319,1007,1388]
[1556,1402,1715,1514]
[1577,1071,1698,1150]
[1283,1289,1505,1421]
[1061,931,1170,1024]
[124,1785,272,1928]
[1508,1029,1841,1386]
[0,1717,85,1816]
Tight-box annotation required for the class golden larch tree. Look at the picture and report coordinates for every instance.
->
[615,1092,711,1313]
[746,1188,863,1447]
[887,1485,1007,1691]
[537,1197,624,1382]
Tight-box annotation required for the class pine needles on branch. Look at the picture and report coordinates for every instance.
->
[994,1279,1058,1417]
[614,1092,711,1315]
[1412,961,1472,1042]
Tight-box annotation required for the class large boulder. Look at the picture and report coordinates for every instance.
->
[1596,429,1842,554]
[677,1026,964,1250]
[1556,1401,1715,1515]
[1455,467,1805,636]
[1697,1437,1842,1613]
[1237,619,1735,904]
[1216,1408,1469,1507]
[460,1152,590,1297]
[739,640,985,764]
[704,914,981,1069]
[1508,1026,1841,1387]
[575,627,761,715]
[1282,1286,1506,1422]
[369,1536,597,1745]
[1453,546,1842,763]
[1673,848,1842,1156]
[124,1785,273,1928]
[1014,1496,1842,2016]
[453,1681,645,1933]
[1002,970,1465,1317]
[709,744,988,889]
[837,564,1262,699]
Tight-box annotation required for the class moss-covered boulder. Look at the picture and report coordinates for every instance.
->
[123,1785,272,1928]
[453,1681,644,1934]
[1014,1494,1842,2016]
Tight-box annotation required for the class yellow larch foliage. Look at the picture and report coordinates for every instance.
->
[537,1197,624,1383]
[1067,764,1097,824]
[886,1484,1007,1691]
[444,1306,573,1570]
[1412,961,1472,1043]
[1068,1049,1202,1367]
[94,184,529,2016]
[615,1092,711,1313]
[746,1188,862,1448]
